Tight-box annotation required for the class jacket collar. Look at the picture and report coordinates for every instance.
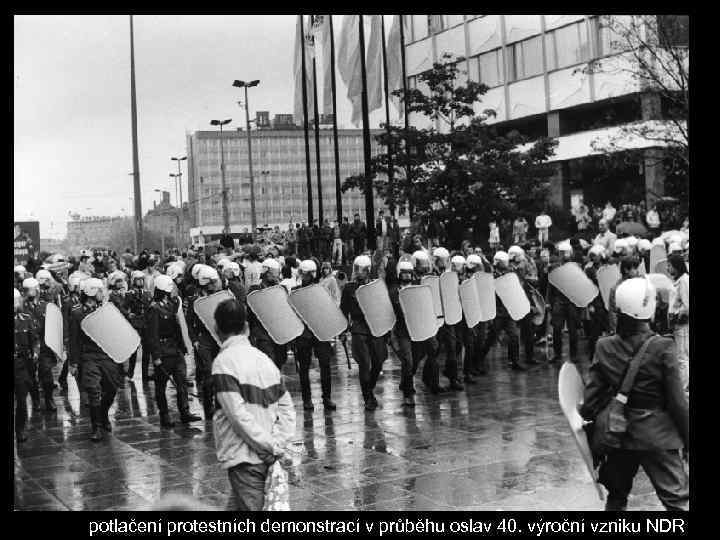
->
[220,333,249,352]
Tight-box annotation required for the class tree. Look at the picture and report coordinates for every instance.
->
[582,15,689,183]
[342,55,557,237]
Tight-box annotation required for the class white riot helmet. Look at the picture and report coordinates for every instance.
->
[615,278,657,320]
[227,262,241,277]
[191,264,204,280]
[131,270,145,284]
[508,245,524,260]
[466,254,483,269]
[107,271,126,288]
[493,251,509,265]
[35,269,52,285]
[397,260,414,277]
[217,258,231,270]
[589,244,605,258]
[651,237,665,247]
[433,247,450,268]
[625,236,639,248]
[613,239,628,254]
[197,265,219,286]
[668,242,683,254]
[14,288,22,309]
[262,258,281,274]
[299,259,317,274]
[14,265,26,277]
[68,272,86,291]
[166,264,182,281]
[412,250,431,273]
[174,260,186,273]
[154,274,175,293]
[81,278,105,298]
[557,241,573,254]
[638,239,652,252]
[450,255,466,272]
[22,277,39,292]
[353,255,372,280]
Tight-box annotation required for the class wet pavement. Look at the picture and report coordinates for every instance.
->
[14,336,665,511]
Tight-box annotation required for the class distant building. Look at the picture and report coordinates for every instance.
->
[40,238,65,254]
[66,216,129,253]
[144,190,191,249]
[186,116,394,245]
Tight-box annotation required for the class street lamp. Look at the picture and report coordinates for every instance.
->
[169,174,182,247]
[233,79,260,239]
[260,170,270,224]
[171,155,187,248]
[210,119,232,235]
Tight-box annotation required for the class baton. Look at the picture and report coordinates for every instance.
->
[339,334,351,369]
[156,362,200,399]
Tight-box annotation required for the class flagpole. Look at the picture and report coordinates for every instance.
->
[358,15,376,251]
[312,55,324,226]
[380,16,395,217]
[398,15,412,220]
[129,15,143,251]
[300,15,314,223]
[329,16,342,225]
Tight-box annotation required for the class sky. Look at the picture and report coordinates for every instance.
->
[14,15,393,239]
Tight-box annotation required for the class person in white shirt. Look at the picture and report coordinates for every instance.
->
[535,211,552,243]
[602,201,616,225]
[211,298,296,511]
[646,204,661,235]
[243,251,263,289]
[667,254,689,394]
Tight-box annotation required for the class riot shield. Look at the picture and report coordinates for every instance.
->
[193,290,235,347]
[44,302,64,358]
[80,302,141,364]
[247,286,305,345]
[459,278,482,328]
[474,272,496,322]
[528,285,546,326]
[548,263,599,308]
[649,245,667,276]
[596,264,621,311]
[439,272,462,325]
[654,259,670,277]
[494,272,531,321]
[420,275,444,327]
[558,362,605,501]
[288,284,347,342]
[356,279,397,337]
[399,285,438,342]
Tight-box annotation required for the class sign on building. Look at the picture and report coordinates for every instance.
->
[14,221,40,266]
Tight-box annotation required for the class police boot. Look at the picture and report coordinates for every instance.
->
[320,368,336,410]
[31,388,41,411]
[43,385,56,412]
[160,412,175,428]
[99,396,113,432]
[299,367,313,410]
[89,407,104,442]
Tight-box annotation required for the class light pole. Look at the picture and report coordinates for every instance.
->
[170,172,181,248]
[232,79,259,239]
[210,119,232,235]
[260,170,270,224]
[171,155,187,248]
[153,189,166,254]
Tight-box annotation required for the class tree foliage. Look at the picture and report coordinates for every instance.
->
[342,55,557,229]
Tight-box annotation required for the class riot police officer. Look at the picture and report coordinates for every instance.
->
[147,275,202,428]
[14,289,38,442]
[292,260,336,411]
[432,248,464,391]
[547,242,581,363]
[126,270,153,381]
[23,277,57,411]
[509,245,540,366]
[68,278,122,442]
[246,258,288,370]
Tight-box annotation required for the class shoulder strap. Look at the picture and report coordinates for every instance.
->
[616,334,658,403]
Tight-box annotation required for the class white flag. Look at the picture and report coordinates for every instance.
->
[366,15,384,114]
[311,15,334,117]
[293,15,315,126]
[386,15,404,117]
[337,15,362,127]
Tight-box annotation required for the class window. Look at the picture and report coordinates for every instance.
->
[428,15,445,34]
[411,15,428,41]
[475,49,503,87]
[595,16,626,57]
[508,36,543,81]
[548,21,591,69]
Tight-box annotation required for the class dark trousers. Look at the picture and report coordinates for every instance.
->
[480,315,520,366]
[154,354,189,416]
[353,238,365,256]
[351,333,386,400]
[37,346,56,395]
[15,357,31,435]
[195,344,217,412]
[519,315,535,363]
[228,462,269,511]
[395,333,440,396]
[437,323,460,380]
[80,356,121,414]
[298,242,309,259]
[128,330,151,378]
[599,449,689,511]
[253,336,288,371]
[460,323,477,375]
[552,303,580,360]
[294,337,333,403]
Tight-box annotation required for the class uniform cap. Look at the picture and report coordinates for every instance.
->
[615,278,656,320]
[353,255,372,268]
[217,258,231,269]
[81,278,105,297]
[166,264,184,280]
[433,247,450,259]
[68,273,84,288]
[299,259,317,273]
[493,251,509,264]
[397,261,414,275]
[154,274,174,293]
[466,254,482,267]
[22,277,39,289]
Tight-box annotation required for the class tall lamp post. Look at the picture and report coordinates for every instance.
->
[210,119,232,235]
[169,173,181,247]
[171,155,187,248]
[260,170,270,224]
[232,79,260,240]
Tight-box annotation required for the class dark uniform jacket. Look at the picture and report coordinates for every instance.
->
[147,297,186,359]
[109,290,131,320]
[246,283,275,344]
[125,287,152,330]
[25,297,50,349]
[15,312,38,383]
[580,330,689,451]
[389,284,410,339]
[186,292,219,352]
[340,281,372,335]
[226,278,246,308]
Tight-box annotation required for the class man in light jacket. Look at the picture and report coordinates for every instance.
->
[211,298,296,511]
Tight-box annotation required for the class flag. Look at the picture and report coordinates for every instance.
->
[293,15,315,126]
[386,15,404,117]
[311,15,333,117]
[366,15,384,114]
[337,15,362,127]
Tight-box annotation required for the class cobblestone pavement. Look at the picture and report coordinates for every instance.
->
[14,336,665,511]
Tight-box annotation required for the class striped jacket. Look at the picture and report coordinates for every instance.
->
[211,334,296,469]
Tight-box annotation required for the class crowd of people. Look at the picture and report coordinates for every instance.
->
[12,207,690,511]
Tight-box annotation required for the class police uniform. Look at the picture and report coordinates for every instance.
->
[14,310,38,439]
[59,290,82,388]
[147,296,195,424]
[512,258,540,366]
[246,283,288,370]
[125,286,153,380]
[186,290,220,415]
[432,268,462,387]
[291,282,335,409]
[340,281,387,408]
[24,296,58,410]
[547,259,581,362]
[69,302,123,438]
[583,261,610,359]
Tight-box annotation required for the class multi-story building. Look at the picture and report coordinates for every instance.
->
[145,190,192,249]
[185,115,389,245]
[402,14,688,210]
[65,216,129,253]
